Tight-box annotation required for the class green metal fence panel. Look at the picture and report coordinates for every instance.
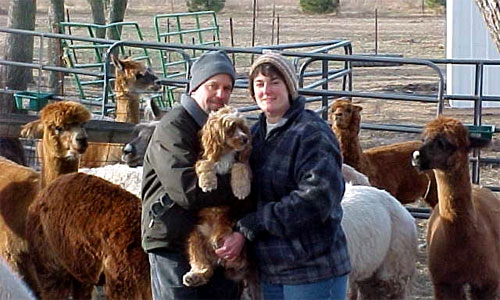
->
[58,22,168,114]
[153,11,221,105]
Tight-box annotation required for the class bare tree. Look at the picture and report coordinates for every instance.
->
[475,0,500,53]
[0,0,36,114]
[48,0,65,94]
[108,0,128,40]
[88,0,107,38]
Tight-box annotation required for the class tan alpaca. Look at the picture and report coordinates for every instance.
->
[75,55,161,167]
[0,101,91,296]
[330,99,438,206]
[33,56,160,168]
[412,116,500,300]
[111,55,160,124]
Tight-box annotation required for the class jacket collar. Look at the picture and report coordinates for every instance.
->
[181,94,208,127]
[258,96,306,136]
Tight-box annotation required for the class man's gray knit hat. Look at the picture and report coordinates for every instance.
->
[188,50,236,94]
[249,51,299,101]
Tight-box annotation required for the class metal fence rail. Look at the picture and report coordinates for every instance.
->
[0,27,498,202]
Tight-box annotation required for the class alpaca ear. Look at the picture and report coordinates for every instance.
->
[111,54,125,72]
[20,120,44,139]
[353,104,363,112]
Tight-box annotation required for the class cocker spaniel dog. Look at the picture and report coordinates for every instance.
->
[182,106,252,287]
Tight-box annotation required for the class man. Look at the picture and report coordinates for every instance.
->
[141,50,242,299]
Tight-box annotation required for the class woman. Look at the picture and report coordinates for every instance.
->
[216,52,350,300]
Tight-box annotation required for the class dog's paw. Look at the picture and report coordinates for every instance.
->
[198,171,217,192]
[232,181,251,200]
[231,163,251,199]
[183,271,210,287]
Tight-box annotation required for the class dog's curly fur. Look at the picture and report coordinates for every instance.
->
[182,106,252,287]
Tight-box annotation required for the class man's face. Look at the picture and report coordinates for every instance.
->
[191,74,233,113]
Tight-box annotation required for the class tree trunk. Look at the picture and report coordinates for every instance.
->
[87,0,106,38]
[0,0,36,114]
[107,0,128,40]
[48,0,65,94]
[474,0,500,53]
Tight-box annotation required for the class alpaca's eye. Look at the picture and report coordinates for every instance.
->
[136,73,144,79]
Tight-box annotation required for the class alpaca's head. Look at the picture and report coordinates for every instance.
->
[412,116,490,172]
[111,55,161,93]
[200,106,251,162]
[122,121,159,167]
[21,101,91,160]
[330,100,363,131]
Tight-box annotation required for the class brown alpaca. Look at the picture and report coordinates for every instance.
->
[0,101,91,296]
[26,172,151,300]
[0,157,40,293]
[183,106,252,287]
[21,101,91,188]
[412,116,500,300]
[330,99,438,206]
[111,54,160,124]
[31,56,161,168]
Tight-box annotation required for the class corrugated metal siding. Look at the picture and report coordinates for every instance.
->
[446,0,500,107]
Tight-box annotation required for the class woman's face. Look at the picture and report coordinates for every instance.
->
[253,72,290,124]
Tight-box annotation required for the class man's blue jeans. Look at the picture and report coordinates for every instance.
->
[261,274,349,300]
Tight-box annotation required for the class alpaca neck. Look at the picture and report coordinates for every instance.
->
[434,165,474,224]
[115,79,140,124]
[334,126,366,169]
[41,153,79,188]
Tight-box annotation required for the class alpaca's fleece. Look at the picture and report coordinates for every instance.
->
[342,163,371,186]
[0,157,40,296]
[342,183,417,300]
[330,99,438,207]
[413,116,500,300]
[79,164,143,198]
[26,172,151,300]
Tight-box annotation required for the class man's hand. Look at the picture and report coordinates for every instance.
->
[215,232,245,262]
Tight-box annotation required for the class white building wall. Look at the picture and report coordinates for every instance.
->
[447,0,500,107]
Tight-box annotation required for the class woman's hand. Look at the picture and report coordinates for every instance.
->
[215,231,245,262]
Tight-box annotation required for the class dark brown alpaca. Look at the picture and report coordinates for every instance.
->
[412,116,500,300]
[330,99,438,206]
[26,172,151,300]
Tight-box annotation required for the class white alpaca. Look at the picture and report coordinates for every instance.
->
[342,164,371,186]
[79,164,143,198]
[342,183,417,300]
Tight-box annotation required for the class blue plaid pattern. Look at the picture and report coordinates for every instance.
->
[249,97,351,285]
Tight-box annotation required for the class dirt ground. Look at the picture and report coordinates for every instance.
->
[1,1,499,299]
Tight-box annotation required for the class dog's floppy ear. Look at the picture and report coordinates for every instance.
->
[238,144,251,163]
[200,113,224,161]
[238,120,251,163]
